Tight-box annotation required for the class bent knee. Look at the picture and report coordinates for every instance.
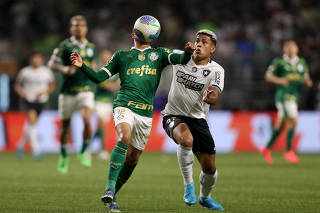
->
[202,165,216,174]
[177,135,193,147]
[119,134,131,145]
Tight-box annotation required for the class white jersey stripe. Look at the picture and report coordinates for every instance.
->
[101,67,112,77]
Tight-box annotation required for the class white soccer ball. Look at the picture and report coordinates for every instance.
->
[133,15,161,42]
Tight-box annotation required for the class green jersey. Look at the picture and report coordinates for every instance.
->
[53,36,96,95]
[80,47,191,117]
[266,55,310,103]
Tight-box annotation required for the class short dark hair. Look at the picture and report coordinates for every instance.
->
[70,15,87,25]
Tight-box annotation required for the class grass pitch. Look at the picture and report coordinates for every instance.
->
[0,152,319,213]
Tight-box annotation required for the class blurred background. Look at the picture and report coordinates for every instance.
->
[0,0,319,112]
[0,0,319,154]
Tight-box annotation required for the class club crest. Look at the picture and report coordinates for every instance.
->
[138,52,145,61]
[203,69,211,77]
[148,52,159,61]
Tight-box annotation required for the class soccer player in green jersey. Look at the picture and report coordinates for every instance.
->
[48,15,97,174]
[71,16,195,211]
[260,40,313,164]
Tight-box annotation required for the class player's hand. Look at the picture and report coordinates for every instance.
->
[305,79,313,88]
[203,85,215,103]
[279,78,288,86]
[70,51,83,68]
[184,42,195,53]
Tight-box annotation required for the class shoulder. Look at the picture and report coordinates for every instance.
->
[299,57,307,64]
[271,57,282,65]
[208,60,224,73]
[87,42,96,48]
[155,47,172,54]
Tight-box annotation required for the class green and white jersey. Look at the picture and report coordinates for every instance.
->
[266,55,310,103]
[52,36,96,95]
[98,47,190,117]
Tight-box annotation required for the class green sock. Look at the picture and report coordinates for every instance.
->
[106,141,128,191]
[286,128,294,151]
[61,145,68,158]
[80,140,90,154]
[115,163,136,194]
[266,129,280,149]
[93,129,103,140]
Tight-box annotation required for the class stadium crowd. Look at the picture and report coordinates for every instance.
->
[0,0,319,111]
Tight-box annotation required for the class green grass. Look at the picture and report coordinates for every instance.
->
[0,153,319,213]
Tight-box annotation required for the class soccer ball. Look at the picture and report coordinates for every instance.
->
[133,15,161,42]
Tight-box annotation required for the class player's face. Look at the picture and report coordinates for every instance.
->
[70,20,88,38]
[30,54,44,68]
[194,34,216,60]
[283,41,298,57]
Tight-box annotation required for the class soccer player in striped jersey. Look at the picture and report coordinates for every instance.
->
[70,16,195,211]
[162,29,224,210]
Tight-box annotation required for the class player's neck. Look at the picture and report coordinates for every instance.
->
[192,56,210,66]
[74,36,86,44]
[134,40,150,50]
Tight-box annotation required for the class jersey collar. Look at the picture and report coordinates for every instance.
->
[70,36,88,49]
[131,46,151,52]
[188,57,212,68]
[283,54,299,66]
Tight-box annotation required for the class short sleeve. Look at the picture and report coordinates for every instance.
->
[210,68,225,93]
[50,42,65,64]
[266,59,279,75]
[160,47,173,67]
[16,68,27,82]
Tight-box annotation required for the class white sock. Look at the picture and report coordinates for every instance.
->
[28,125,40,156]
[177,144,194,185]
[199,170,218,198]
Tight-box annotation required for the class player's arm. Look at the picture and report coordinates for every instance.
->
[264,60,288,86]
[302,61,313,88]
[203,68,225,105]
[14,78,26,100]
[203,85,220,105]
[71,51,117,84]
[48,47,77,75]
[164,42,195,66]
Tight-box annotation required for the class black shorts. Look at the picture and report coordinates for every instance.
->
[22,100,44,115]
[163,115,216,154]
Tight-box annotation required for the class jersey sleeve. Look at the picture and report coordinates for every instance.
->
[16,68,26,82]
[50,42,65,65]
[161,48,192,66]
[101,51,120,77]
[210,68,225,93]
[266,58,279,76]
[79,51,120,84]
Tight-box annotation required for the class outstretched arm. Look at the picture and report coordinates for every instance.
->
[168,42,195,65]
[71,51,110,84]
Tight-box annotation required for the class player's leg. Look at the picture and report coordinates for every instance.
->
[101,107,133,205]
[93,102,112,160]
[173,123,196,205]
[115,144,142,194]
[77,92,94,167]
[57,94,76,174]
[27,108,41,160]
[261,102,285,164]
[283,101,299,164]
[163,116,196,205]
[195,153,223,210]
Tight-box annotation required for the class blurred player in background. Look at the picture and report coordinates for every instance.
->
[90,50,120,160]
[162,30,224,210]
[70,15,195,212]
[15,53,55,160]
[48,15,97,174]
[261,40,313,164]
